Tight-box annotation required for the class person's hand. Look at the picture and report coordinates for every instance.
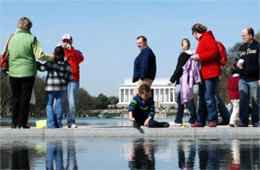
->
[62,43,71,50]
[191,54,200,61]
[129,116,135,122]
[167,81,172,86]
[258,80,260,87]
[144,117,152,127]
[236,62,243,69]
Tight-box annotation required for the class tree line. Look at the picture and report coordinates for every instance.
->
[0,32,259,117]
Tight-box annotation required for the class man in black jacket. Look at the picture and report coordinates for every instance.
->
[236,27,259,127]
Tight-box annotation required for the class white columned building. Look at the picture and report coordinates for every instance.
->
[117,78,177,108]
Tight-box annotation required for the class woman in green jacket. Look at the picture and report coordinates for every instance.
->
[8,17,54,129]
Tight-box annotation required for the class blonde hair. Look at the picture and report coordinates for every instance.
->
[18,17,32,31]
[181,38,190,52]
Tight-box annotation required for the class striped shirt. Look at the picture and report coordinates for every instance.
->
[38,60,72,91]
[128,95,155,118]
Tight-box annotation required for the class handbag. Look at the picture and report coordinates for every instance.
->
[0,34,13,71]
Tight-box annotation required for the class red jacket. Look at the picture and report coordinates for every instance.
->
[63,47,84,81]
[227,75,240,100]
[196,31,221,80]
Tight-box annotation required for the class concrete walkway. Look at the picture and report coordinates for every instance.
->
[0,126,259,138]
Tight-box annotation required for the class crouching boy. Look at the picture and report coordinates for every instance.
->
[128,84,169,128]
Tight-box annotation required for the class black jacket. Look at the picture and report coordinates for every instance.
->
[170,51,192,84]
[237,39,259,81]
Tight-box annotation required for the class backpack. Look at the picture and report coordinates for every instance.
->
[216,40,227,66]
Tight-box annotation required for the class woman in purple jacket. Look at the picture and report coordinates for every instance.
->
[168,38,197,126]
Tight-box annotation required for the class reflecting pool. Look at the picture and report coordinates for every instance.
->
[0,138,259,169]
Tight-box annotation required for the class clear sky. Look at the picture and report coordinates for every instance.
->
[1,0,259,97]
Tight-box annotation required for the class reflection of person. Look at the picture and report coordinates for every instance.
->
[37,46,72,128]
[128,84,169,128]
[177,140,195,169]
[236,27,259,127]
[129,138,155,170]
[8,17,54,129]
[60,34,84,128]
[11,143,30,169]
[46,141,64,170]
[190,23,221,127]
[168,38,196,126]
[230,139,240,170]
[66,140,78,170]
[133,35,156,95]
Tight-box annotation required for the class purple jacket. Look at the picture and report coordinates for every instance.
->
[180,58,202,104]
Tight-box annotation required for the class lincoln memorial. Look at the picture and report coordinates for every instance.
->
[117,78,177,108]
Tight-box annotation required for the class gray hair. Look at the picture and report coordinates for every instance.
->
[18,17,32,31]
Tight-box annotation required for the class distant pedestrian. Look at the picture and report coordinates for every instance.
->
[236,27,259,127]
[190,23,221,127]
[168,38,197,126]
[37,46,72,128]
[133,35,156,95]
[227,67,240,127]
[60,34,84,128]
[8,17,54,129]
[128,84,169,128]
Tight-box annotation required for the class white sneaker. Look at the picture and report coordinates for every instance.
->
[68,124,78,128]
[170,122,182,127]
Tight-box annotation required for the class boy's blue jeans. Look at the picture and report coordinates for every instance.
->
[66,80,79,126]
[239,79,259,125]
[46,91,65,128]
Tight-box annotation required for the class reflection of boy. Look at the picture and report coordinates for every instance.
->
[128,84,169,128]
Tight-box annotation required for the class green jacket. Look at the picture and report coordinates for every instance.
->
[8,29,54,78]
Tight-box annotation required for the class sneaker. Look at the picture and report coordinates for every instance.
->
[229,124,235,127]
[68,124,78,128]
[208,122,217,127]
[133,122,140,128]
[236,123,248,127]
[170,122,182,127]
[218,121,229,125]
[191,123,203,127]
[253,122,260,127]
[163,122,170,128]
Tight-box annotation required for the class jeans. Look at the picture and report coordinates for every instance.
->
[196,77,218,125]
[9,76,35,126]
[46,91,65,128]
[215,89,230,123]
[175,92,196,124]
[239,79,259,125]
[66,80,79,125]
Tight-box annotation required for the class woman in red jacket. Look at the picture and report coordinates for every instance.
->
[190,23,221,127]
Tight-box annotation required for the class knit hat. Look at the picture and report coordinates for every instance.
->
[62,34,72,40]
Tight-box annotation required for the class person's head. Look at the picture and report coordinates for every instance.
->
[241,27,254,44]
[54,46,65,61]
[181,38,190,52]
[62,34,73,45]
[136,35,147,50]
[138,84,151,100]
[230,66,239,75]
[191,23,207,40]
[18,17,32,31]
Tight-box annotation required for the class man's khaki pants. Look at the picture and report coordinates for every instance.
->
[135,78,153,95]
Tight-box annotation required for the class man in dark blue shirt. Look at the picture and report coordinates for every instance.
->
[133,35,157,95]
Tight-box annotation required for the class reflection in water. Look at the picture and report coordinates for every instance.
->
[128,138,156,170]
[177,140,195,169]
[46,140,78,170]
[0,138,259,169]
[11,142,30,170]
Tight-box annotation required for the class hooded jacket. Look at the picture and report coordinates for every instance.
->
[196,31,221,80]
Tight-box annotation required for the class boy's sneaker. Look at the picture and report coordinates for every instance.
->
[236,122,248,127]
[133,122,140,128]
[163,122,170,128]
[253,122,260,127]
[170,122,182,127]
[68,124,78,128]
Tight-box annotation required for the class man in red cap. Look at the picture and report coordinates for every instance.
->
[61,34,84,128]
